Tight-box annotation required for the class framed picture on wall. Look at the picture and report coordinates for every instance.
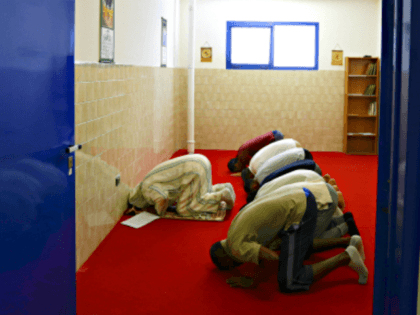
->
[100,0,115,63]
[161,18,167,67]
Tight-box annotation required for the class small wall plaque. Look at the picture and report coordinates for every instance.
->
[332,50,343,65]
[201,47,212,62]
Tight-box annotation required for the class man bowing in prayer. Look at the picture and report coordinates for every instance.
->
[128,154,236,218]
[242,147,320,194]
[227,130,284,173]
[209,185,368,292]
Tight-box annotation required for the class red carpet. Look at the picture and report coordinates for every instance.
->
[77,150,378,315]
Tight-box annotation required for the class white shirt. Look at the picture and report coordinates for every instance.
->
[255,147,306,184]
[260,179,333,211]
[249,139,302,175]
[256,169,323,200]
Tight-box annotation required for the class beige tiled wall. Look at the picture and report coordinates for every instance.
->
[194,69,345,152]
[174,69,189,150]
[75,64,187,270]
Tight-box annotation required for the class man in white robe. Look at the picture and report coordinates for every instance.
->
[128,154,236,217]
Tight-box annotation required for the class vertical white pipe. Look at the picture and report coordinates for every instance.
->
[173,0,179,68]
[187,0,196,154]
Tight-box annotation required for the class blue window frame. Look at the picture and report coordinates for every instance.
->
[226,21,319,70]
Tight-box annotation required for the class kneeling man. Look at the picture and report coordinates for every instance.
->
[243,147,320,193]
[128,154,236,218]
[248,138,302,175]
[253,170,359,240]
[210,185,367,292]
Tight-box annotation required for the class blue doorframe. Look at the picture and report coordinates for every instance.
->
[373,0,420,314]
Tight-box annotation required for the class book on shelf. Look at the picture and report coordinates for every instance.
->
[366,63,373,75]
[364,85,369,95]
[371,85,376,95]
[365,62,377,75]
[364,84,376,96]
[368,101,377,115]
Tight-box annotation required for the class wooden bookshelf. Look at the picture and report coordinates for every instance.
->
[343,57,380,155]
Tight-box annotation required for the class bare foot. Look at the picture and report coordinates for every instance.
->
[337,191,346,209]
[332,185,340,192]
[328,178,337,186]
[323,174,331,183]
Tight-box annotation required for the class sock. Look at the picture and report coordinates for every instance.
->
[350,235,365,261]
[346,218,360,236]
[343,212,354,221]
[345,246,368,284]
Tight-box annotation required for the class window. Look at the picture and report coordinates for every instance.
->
[226,21,319,70]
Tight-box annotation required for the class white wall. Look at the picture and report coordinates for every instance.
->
[75,0,180,67]
[75,0,99,62]
[378,0,382,55]
[179,0,382,70]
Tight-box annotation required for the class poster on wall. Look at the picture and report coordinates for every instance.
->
[100,0,115,63]
[161,18,167,67]
[332,50,343,65]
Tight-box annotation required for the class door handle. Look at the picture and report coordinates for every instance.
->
[65,144,82,176]
[66,144,82,154]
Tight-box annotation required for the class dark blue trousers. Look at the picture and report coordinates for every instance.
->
[277,188,318,293]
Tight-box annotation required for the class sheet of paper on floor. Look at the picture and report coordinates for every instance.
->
[121,211,160,229]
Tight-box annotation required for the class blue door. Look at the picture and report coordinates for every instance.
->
[0,1,76,314]
[373,0,420,314]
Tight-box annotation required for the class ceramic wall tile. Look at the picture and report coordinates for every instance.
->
[75,64,187,270]
[194,69,345,152]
